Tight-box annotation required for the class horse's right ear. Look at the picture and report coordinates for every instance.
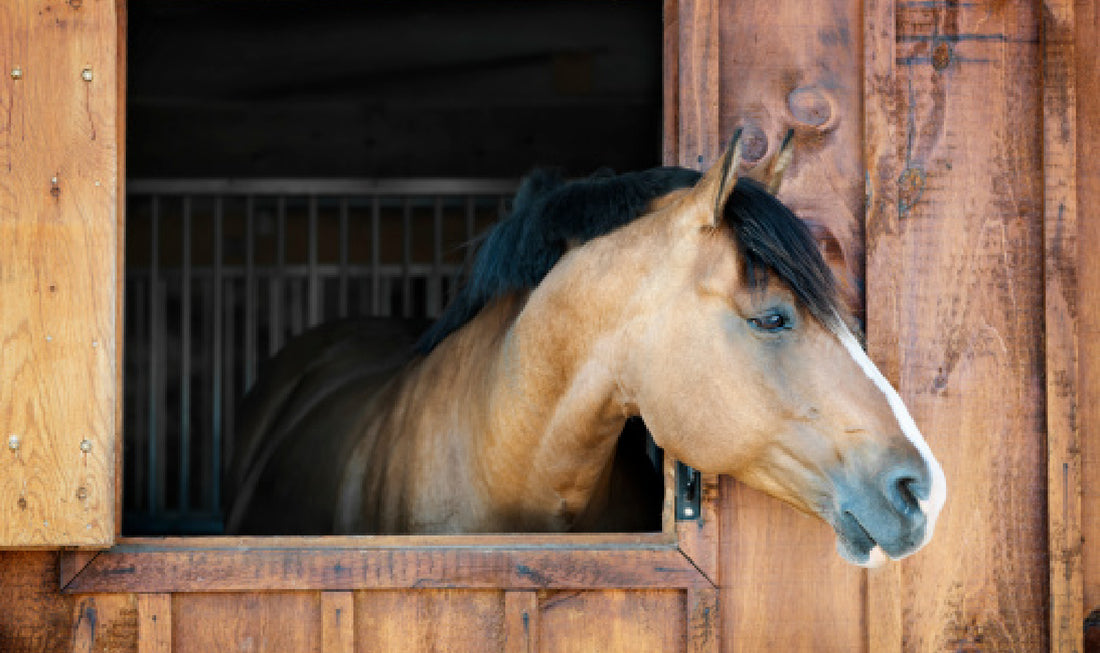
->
[692,129,743,227]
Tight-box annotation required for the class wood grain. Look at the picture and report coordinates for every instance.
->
[172,592,321,653]
[538,590,684,653]
[65,543,712,593]
[1042,2,1084,651]
[1076,0,1100,634]
[503,590,538,653]
[0,0,120,546]
[865,1,1049,650]
[713,0,868,650]
[356,590,504,653]
[136,594,170,653]
[320,591,354,653]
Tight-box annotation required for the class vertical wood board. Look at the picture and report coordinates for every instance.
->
[355,590,504,653]
[1042,1,1084,651]
[713,0,867,650]
[172,592,321,653]
[864,1,1048,650]
[537,590,685,653]
[0,0,120,546]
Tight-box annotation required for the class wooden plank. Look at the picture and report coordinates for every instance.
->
[71,594,138,653]
[675,0,720,169]
[1042,2,1084,652]
[685,586,717,653]
[356,590,503,653]
[172,592,321,653]
[1079,0,1100,632]
[115,0,128,541]
[59,549,100,588]
[0,0,120,546]
[503,591,538,653]
[711,1,868,650]
[862,1,904,652]
[538,590,684,653]
[719,479,864,652]
[662,0,681,166]
[321,591,354,653]
[66,544,713,593]
[0,552,79,652]
[136,594,171,653]
[865,1,1048,650]
[674,472,719,584]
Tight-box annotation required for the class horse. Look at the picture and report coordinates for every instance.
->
[225,132,946,567]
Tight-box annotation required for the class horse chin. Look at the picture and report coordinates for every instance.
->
[833,512,890,568]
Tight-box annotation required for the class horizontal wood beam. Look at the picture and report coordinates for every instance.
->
[64,542,713,593]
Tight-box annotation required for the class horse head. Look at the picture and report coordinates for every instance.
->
[621,133,946,566]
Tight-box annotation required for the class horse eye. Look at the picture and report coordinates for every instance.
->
[749,312,789,332]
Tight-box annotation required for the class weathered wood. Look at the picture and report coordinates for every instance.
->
[862,1,904,651]
[172,592,321,653]
[675,0,721,169]
[538,590,684,652]
[1043,2,1084,652]
[136,594,170,653]
[503,590,538,653]
[712,0,868,650]
[59,549,100,589]
[1076,0,1100,635]
[0,552,78,653]
[65,542,712,593]
[0,0,120,546]
[865,1,1048,650]
[686,586,718,653]
[320,591,354,653]
[71,594,137,653]
[719,479,864,652]
[674,472,719,584]
[356,590,504,653]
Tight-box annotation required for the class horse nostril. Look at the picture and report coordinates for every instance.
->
[895,477,919,513]
[885,462,929,516]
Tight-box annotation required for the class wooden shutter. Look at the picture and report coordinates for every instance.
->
[0,0,122,547]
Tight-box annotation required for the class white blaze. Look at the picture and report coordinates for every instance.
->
[835,321,948,561]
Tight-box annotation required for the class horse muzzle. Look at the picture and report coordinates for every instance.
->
[829,456,942,567]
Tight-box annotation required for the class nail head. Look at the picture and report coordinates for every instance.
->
[8,435,20,451]
[79,439,92,453]
[81,67,93,82]
[10,67,23,80]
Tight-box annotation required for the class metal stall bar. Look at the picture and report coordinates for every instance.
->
[244,196,257,390]
[308,196,320,327]
[402,198,412,318]
[269,197,286,355]
[430,197,444,317]
[180,196,193,514]
[211,197,224,515]
[370,196,381,315]
[338,198,349,319]
[147,195,161,517]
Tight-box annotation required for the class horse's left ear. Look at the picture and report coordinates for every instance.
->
[693,129,744,227]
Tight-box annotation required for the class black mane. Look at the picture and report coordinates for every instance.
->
[415,167,840,353]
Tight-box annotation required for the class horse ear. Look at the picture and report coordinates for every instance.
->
[693,129,743,227]
[765,129,795,194]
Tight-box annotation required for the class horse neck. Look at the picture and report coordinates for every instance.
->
[473,231,654,529]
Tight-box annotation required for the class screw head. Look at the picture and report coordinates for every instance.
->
[79,439,92,453]
[7,435,19,451]
[81,67,93,82]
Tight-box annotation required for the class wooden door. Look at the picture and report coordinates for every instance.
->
[0,0,122,547]
[668,0,1094,650]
